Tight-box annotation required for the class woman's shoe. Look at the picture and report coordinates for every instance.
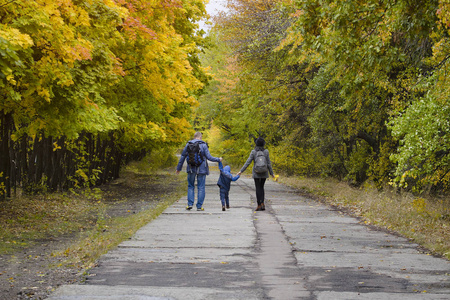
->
[255,205,262,211]
[261,203,265,211]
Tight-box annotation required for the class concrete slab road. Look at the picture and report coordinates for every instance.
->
[48,170,450,300]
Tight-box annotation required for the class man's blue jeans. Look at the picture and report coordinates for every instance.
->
[187,172,206,209]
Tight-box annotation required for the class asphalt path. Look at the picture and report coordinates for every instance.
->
[48,169,449,299]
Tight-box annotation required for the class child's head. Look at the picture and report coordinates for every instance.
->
[224,165,231,172]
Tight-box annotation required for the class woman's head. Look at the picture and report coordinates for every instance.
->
[255,137,265,147]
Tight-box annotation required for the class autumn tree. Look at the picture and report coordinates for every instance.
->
[203,0,450,192]
[0,0,208,198]
[199,0,313,165]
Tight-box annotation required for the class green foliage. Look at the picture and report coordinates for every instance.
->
[200,0,450,194]
[390,90,450,192]
[344,141,371,184]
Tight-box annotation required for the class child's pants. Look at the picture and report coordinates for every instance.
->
[219,187,229,207]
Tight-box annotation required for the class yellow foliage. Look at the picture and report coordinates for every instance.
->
[0,172,4,196]
[0,0,207,164]
[0,26,34,48]
[140,29,203,112]
[412,198,427,214]
[163,117,194,144]
[75,169,89,182]
[206,123,222,153]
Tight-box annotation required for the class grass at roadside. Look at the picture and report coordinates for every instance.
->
[0,192,103,255]
[53,192,181,269]
[279,176,450,260]
[0,165,185,269]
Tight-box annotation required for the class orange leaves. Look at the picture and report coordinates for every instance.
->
[292,9,303,18]
[123,17,157,41]
[71,42,93,62]
[113,0,205,113]
[84,98,99,110]
[111,56,126,76]
[437,1,450,28]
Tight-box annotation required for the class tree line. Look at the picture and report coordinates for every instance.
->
[198,0,450,194]
[0,0,208,199]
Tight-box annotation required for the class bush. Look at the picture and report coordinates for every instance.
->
[272,144,331,177]
[125,148,178,174]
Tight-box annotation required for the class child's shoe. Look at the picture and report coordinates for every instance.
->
[222,206,226,211]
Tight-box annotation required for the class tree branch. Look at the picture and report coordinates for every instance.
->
[0,0,16,8]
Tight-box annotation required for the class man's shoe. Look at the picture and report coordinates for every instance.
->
[222,206,226,211]
[261,203,265,211]
[197,207,204,211]
[186,206,193,210]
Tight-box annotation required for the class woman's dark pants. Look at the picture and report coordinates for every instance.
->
[254,178,266,205]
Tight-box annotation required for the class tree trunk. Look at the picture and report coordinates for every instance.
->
[0,111,13,199]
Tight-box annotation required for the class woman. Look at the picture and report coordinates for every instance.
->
[238,137,275,211]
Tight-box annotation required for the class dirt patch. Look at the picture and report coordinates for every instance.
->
[0,171,184,300]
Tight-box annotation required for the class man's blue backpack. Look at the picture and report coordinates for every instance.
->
[187,141,204,167]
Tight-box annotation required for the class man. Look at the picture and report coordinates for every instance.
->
[176,132,222,211]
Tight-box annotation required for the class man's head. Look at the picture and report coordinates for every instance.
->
[194,132,202,140]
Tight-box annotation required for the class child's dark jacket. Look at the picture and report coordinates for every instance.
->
[217,162,240,191]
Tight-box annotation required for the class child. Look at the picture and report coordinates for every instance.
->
[217,161,240,211]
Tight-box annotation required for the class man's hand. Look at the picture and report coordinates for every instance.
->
[219,157,223,162]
